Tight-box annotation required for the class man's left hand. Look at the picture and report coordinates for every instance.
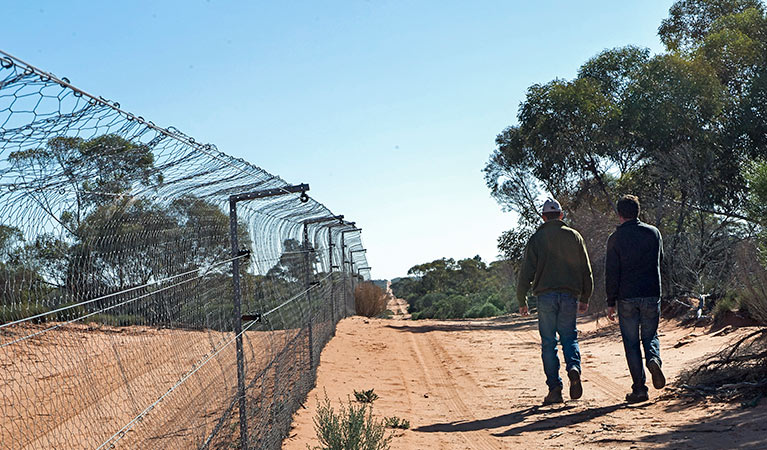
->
[578,302,588,314]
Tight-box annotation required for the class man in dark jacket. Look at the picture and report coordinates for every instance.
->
[605,195,666,403]
[517,198,593,405]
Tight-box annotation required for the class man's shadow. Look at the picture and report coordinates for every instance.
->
[493,402,632,437]
[413,402,635,436]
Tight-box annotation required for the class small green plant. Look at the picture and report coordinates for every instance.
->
[354,389,379,403]
[384,416,410,429]
[311,392,392,450]
[713,296,739,318]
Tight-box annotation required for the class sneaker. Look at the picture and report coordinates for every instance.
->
[543,386,564,405]
[625,390,649,403]
[647,360,666,389]
[568,368,583,400]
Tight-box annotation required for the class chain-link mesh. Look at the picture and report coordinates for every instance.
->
[0,50,369,449]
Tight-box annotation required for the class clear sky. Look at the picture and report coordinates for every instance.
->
[3,1,674,280]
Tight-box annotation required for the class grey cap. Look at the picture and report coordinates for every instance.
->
[542,198,562,214]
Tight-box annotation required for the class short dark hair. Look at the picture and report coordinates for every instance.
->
[542,211,561,221]
[616,195,640,220]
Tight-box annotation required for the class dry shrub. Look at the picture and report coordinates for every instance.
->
[568,206,615,313]
[677,328,767,400]
[676,240,767,401]
[354,282,388,318]
[737,242,767,324]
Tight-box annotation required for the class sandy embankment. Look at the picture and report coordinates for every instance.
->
[284,308,767,449]
[0,323,303,449]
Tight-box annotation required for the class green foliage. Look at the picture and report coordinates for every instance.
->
[497,228,532,263]
[266,238,317,282]
[384,416,410,430]
[658,0,764,52]
[485,1,767,305]
[311,393,392,450]
[465,302,501,319]
[86,313,145,327]
[9,134,163,231]
[712,295,739,318]
[392,257,516,320]
[745,159,767,221]
[353,389,379,404]
[2,132,323,334]
[578,46,651,101]
[0,303,51,324]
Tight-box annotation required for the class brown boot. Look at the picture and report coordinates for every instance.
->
[647,360,666,389]
[568,368,583,400]
[543,386,564,405]
[625,390,649,403]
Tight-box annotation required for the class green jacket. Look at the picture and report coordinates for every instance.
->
[516,219,593,307]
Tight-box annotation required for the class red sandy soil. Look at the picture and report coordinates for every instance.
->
[283,308,767,449]
[0,322,300,449]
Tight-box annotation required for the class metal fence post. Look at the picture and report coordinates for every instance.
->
[300,216,343,369]
[229,199,248,450]
[340,233,346,319]
[328,226,335,325]
[228,183,309,450]
[339,228,361,318]
[302,222,314,370]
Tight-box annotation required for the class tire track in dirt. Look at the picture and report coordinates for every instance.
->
[408,330,499,450]
[286,316,767,450]
[504,322,627,404]
[582,364,627,402]
[382,325,416,428]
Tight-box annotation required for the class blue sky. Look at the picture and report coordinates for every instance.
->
[3,1,674,279]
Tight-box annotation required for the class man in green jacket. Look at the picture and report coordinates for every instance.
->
[516,198,593,404]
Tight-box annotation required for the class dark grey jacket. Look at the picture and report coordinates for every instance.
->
[605,219,663,307]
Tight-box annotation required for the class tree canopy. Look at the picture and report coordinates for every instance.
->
[485,0,767,308]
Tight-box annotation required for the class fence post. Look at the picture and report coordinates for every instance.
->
[228,183,309,450]
[340,233,346,319]
[328,226,335,326]
[229,199,248,450]
[339,228,361,318]
[300,216,343,369]
[349,260,355,315]
[302,222,314,370]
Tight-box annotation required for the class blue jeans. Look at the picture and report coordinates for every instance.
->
[617,297,661,394]
[537,292,581,389]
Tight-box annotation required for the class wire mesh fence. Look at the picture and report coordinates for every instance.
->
[0,50,371,449]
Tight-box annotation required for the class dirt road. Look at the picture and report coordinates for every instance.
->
[283,315,767,449]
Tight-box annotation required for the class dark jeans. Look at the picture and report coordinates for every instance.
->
[537,292,581,389]
[617,296,661,394]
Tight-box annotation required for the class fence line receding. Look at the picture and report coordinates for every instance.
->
[0,50,371,449]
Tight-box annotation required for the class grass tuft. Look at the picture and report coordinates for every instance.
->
[310,392,392,450]
[353,389,379,403]
[384,416,410,429]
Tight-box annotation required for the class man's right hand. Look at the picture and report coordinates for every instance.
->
[607,306,616,321]
[519,305,529,316]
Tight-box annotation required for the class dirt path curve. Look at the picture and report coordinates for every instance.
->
[283,315,767,449]
[385,282,410,318]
